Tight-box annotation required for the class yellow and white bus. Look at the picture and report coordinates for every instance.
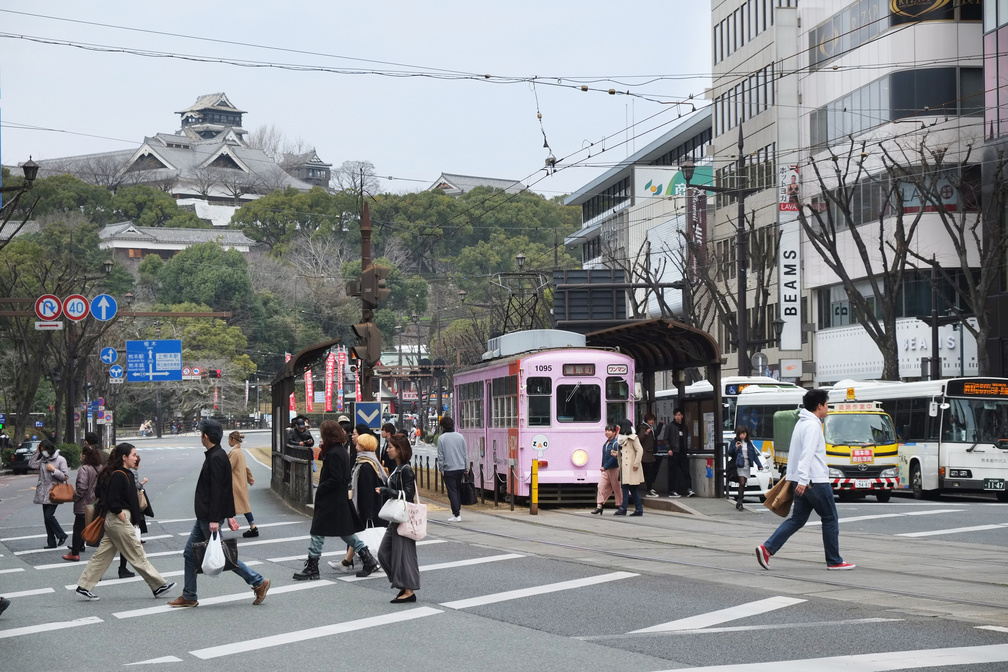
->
[828,378,1008,500]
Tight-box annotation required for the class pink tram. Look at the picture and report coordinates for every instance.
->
[452,330,635,502]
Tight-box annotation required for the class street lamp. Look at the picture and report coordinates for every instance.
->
[0,158,40,194]
[681,126,762,376]
[395,324,403,428]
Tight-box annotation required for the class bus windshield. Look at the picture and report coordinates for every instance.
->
[942,398,1008,445]
[823,414,896,446]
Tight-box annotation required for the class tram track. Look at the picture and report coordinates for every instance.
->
[428,506,1008,618]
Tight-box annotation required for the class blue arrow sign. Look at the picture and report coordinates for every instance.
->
[355,402,382,430]
[91,294,118,321]
[100,347,118,365]
[126,339,183,382]
[109,365,124,379]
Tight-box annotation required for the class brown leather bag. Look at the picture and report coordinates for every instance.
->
[49,482,75,504]
[81,513,104,545]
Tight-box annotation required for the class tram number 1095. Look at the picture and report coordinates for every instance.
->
[534,365,553,372]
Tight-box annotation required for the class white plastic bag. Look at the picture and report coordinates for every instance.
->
[357,523,385,556]
[201,530,226,577]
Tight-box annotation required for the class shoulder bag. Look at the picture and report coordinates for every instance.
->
[81,511,105,545]
[378,490,409,524]
[397,487,427,541]
[49,482,75,504]
[763,478,794,518]
[460,468,478,506]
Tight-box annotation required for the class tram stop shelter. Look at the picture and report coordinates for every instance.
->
[585,318,726,497]
[271,337,340,509]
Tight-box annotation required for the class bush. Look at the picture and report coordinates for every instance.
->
[58,443,81,469]
[1,447,12,469]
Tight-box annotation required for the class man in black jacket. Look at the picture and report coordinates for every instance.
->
[665,408,695,498]
[169,419,270,608]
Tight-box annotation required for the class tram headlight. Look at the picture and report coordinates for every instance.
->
[880,467,898,479]
[571,449,589,467]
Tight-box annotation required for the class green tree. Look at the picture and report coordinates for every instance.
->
[111,185,206,228]
[230,186,356,253]
[15,173,113,224]
[158,242,252,313]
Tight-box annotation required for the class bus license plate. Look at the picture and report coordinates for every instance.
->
[854,479,872,490]
[984,478,1006,491]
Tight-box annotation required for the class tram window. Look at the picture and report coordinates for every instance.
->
[606,376,629,400]
[607,402,626,426]
[527,376,551,426]
[556,384,601,423]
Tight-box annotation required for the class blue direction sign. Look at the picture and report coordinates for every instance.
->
[91,294,118,321]
[100,347,118,365]
[355,402,382,430]
[126,339,183,382]
[109,365,124,379]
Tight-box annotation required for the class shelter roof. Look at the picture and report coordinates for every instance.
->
[585,318,721,373]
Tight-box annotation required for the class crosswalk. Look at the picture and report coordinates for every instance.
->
[3,517,1008,670]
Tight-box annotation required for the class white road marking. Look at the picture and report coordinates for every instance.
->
[63,561,264,589]
[632,596,807,633]
[899,523,1008,538]
[113,580,334,619]
[125,656,184,665]
[14,547,72,556]
[0,568,25,574]
[154,518,195,524]
[268,538,444,563]
[0,616,103,640]
[3,587,55,598]
[440,571,637,610]
[978,625,1008,634]
[0,533,49,542]
[660,643,1008,671]
[804,509,960,527]
[339,552,523,583]
[580,618,902,640]
[187,607,442,660]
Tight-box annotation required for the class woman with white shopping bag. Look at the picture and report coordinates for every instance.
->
[377,434,421,604]
[292,421,380,581]
[74,443,175,601]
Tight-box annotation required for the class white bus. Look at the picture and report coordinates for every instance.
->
[829,378,1008,500]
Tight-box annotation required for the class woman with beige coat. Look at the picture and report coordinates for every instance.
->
[228,431,259,537]
[615,419,644,516]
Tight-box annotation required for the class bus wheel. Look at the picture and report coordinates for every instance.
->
[996,490,1008,503]
[876,491,891,503]
[911,464,924,500]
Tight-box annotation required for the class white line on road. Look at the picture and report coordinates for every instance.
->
[0,616,103,640]
[631,596,807,634]
[580,618,902,640]
[63,561,264,589]
[898,523,1008,538]
[187,607,442,660]
[978,626,1008,634]
[659,643,1008,671]
[803,509,961,527]
[3,587,55,598]
[125,656,184,665]
[268,539,444,563]
[113,580,335,619]
[0,568,25,574]
[338,552,523,583]
[440,571,637,610]
[14,547,72,556]
[0,533,49,542]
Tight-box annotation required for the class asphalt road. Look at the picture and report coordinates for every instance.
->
[2,433,1008,671]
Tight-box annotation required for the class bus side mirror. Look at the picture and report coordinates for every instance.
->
[929,401,938,417]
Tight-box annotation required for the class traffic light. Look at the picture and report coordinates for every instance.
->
[350,322,383,367]
[208,369,221,379]
[360,264,392,309]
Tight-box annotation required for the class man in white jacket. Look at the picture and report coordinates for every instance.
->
[756,388,855,571]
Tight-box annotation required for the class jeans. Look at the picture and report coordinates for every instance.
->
[618,485,642,513]
[443,469,464,516]
[763,482,843,566]
[42,504,66,545]
[182,520,264,600]
[307,533,364,558]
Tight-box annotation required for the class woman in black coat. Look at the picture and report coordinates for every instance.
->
[335,432,388,572]
[291,420,379,581]
[378,433,420,604]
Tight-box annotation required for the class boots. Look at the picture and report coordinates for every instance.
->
[292,556,320,581]
[355,547,380,578]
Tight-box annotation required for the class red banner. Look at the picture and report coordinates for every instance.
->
[337,349,346,412]
[305,369,314,413]
[325,353,335,412]
[286,353,295,412]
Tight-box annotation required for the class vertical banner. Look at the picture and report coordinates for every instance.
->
[778,165,802,351]
[337,349,346,412]
[244,379,249,408]
[355,359,362,402]
[325,352,335,412]
[304,369,314,413]
[286,352,295,413]
[213,386,219,407]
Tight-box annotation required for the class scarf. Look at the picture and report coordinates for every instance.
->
[351,451,388,511]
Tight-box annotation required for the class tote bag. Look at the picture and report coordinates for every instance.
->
[378,490,409,524]
[398,499,428,541]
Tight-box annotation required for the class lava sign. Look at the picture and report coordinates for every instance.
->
[126,339,183,382]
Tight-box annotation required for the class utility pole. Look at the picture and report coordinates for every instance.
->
[346,202,391,402]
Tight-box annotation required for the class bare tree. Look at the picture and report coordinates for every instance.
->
[599,237,678,319]
[331,160,379,196]
[284,231,353,279]
[246,124,287,161]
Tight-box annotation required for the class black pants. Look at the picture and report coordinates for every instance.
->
[642,461,659,491]
[443,469,464,517]
[70,512,86,554]
[667,456,692,494]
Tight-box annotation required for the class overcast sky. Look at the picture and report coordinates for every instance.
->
[0,3,711,199]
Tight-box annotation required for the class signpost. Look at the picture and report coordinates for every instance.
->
[62,294,90,322]
[34,294,62,331]
[355,401,382,430]
[100,347,118,365]
[90,294,118,321]
[126,340,183,382]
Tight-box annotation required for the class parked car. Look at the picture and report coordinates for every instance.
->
[11,440,38,475]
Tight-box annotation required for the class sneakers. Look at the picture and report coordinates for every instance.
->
[447,515,461,522]
[827,562,856,571]
[687,490,696,498]
[0,597,9,616]
[242,527,259,538]
[168,596,198,608]
[75,587,100,601]
[755,544,771,570]
[669,492,682,498]
[645,490,658,498]
[153,582,176,598]
[253,578,270,605]
[62,553,80,562]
